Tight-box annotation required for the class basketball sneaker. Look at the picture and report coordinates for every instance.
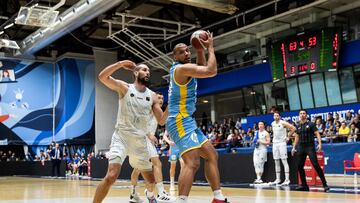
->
[281,179,290,186]
[254,179,263,184]
[211,198,229,203]
[157,191,176,202]
[129,192,144,203]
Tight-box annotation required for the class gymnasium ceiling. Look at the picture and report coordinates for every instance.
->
[0,0,313,58]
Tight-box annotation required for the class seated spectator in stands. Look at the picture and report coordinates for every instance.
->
[71,153,81,175]
[1,152,8,161]
[213,130,225,149]
[327,112,334,124]
[351,116,360,130]
[25,152,33,161]
[78,153,88,176]
[8,152,17,161]
[208,128,216,141]
[243,132,253,147]
[338,122,350,142]
[39,150,47,165]
[335,113,343,123]
[229,118,235,129]
[316,118,325,139]
[235,117,242,130]
[63,153,72,175]
[348,123,359,142]
[345,111,353,126]
[227,128,243,149]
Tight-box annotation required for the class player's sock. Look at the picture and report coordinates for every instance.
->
[156,182,165,194]
[213,189,225,200]
[177,196,188,203]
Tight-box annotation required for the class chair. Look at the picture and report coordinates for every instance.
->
[343,153,360,184]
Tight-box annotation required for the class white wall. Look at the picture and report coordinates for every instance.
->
[94,49,133,152]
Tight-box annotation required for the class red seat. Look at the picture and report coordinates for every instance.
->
[344,153,360,171]
[343,153,360,184]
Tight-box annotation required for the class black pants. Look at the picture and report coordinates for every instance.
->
[52,159,61,177]
[296,143,327,187]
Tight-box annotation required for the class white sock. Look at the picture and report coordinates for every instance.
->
[156,182,165,194]
[130,185,136,194]
[257,175,261,180]
[177,196,188,203]
[170,177,175,185]
[145,190,155,199]
[285,172,290,181]
[213,189,225,200]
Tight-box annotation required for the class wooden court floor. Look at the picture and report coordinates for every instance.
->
[0,176,358,203]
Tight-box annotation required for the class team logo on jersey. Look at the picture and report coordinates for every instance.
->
[146,97,150,101]
[130,93,135,97]
[190,132,199,143]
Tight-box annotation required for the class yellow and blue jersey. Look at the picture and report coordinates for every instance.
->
[166,62,208,156]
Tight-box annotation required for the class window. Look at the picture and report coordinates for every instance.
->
[311,73,328,107]
[287,78,301,110]
[353,65,360,102]
[339,67,357,103]
[325,72,342,105]
[298,75,314,109]
[264,81,288,113]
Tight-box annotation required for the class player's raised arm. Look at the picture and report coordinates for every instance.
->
[176,32,217,79]
[98,60,136,97]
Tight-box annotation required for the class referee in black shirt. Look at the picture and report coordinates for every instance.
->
[291,109,329,192]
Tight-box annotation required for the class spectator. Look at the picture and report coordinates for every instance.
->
[351,116,360,130]
[227,128,242,150]
[50,143,63,177]
[71,153,80,175]
[25,152,33,161]
[338,122,350,142]
[40,150,47,166]
[349,123,359,142]
[79,153,88,176]
[63,153,72,175]
[235,117,242,130]
[8,153,17,161]
[345,111,353,126]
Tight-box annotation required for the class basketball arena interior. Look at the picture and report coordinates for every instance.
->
[0,0,360,202]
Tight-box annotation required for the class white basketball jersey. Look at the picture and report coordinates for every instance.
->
[147,114,158,135]
[115,84,153,137]
[272,120,287,143]
[257,130,268,150]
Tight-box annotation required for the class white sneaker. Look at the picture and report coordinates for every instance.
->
[281,179,290,186]
[270,179,281,185]
[130,192,144,203]
[254,179,263,184]
[156,191,176,202]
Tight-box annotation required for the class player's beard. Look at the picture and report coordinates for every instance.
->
[137,76,150,87]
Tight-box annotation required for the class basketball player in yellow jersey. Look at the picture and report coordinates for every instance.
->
[93,60,169,203]
[166,32,228,203]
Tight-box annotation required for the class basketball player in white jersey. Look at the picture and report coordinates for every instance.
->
[253,121,270,184]
[271,112,296,186]
[93,60,169,203]
[129,93,175,203]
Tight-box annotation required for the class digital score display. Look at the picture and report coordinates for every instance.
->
[270,28,340,81]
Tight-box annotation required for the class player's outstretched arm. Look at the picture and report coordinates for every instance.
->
[98,60,135,97]
[152,92,167,125]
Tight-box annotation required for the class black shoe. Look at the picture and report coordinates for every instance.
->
[324,186,330,192]
[295,186,309,191]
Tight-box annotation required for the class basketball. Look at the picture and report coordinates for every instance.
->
[190,30,208,50]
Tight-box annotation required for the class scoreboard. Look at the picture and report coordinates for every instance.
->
[270,28,340,81]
